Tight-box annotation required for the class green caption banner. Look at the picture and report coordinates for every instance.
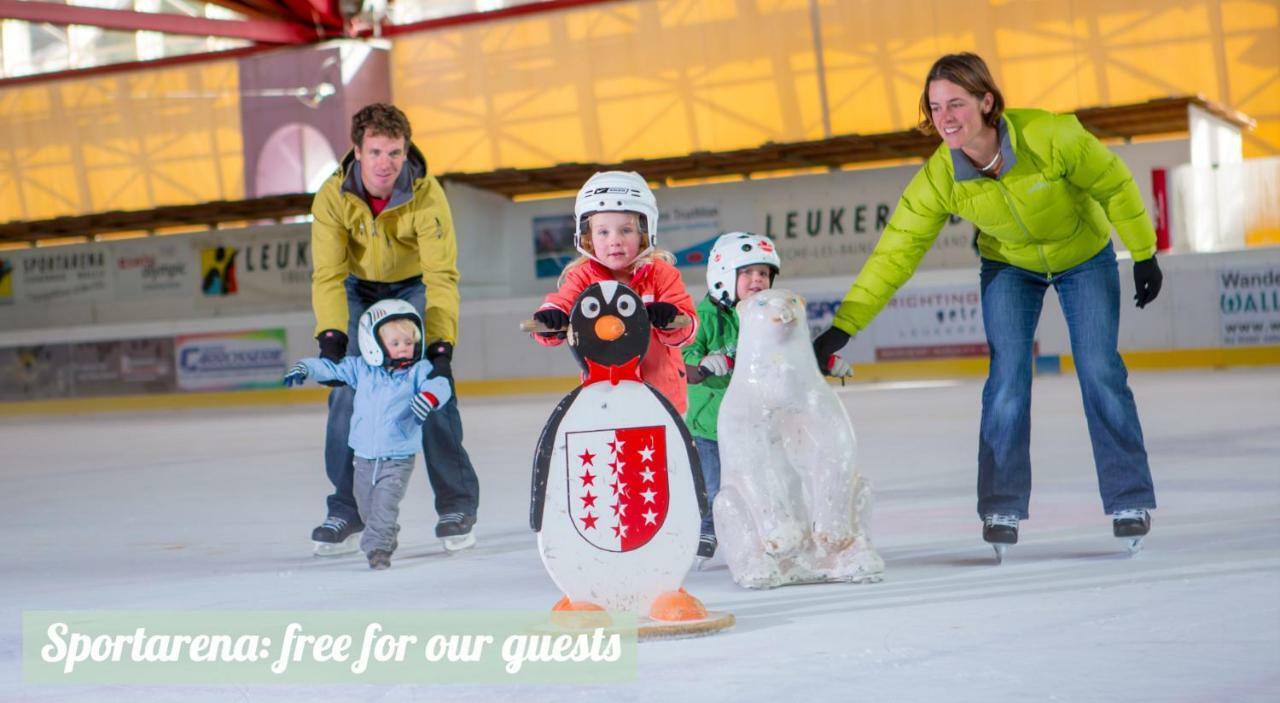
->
[23,611,637,684]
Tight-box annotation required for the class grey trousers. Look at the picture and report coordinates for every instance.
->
[353,455,415,554]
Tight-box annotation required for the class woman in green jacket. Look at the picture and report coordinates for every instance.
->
[812,53,1161,556]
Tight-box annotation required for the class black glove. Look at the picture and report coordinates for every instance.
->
[532,308,569,340]
[315,329,349,387]
[812,326,851,375]
[1133,257,1162,309]
[646,302,679,330]
[426,340,453,379]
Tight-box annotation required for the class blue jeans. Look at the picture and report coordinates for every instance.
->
[693,437,720,537]
[977,243,1155,519]
[323,275,480,524]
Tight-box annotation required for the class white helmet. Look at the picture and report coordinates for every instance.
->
[357,299,423,368]
[706,232,781,308]
[574,171,659,267]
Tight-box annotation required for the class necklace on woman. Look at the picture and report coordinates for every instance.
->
[978,149,1001,173]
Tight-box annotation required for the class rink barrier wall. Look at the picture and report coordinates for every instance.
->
[2,345,1276,417]
[1,243,1277,410]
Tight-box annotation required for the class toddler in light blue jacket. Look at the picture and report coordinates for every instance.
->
[285,299,451,570]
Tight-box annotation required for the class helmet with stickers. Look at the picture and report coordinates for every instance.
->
[357,299,423,369]
[706,231,781,308]
[573,171,660,267]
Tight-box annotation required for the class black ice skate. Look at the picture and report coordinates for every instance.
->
[695,534,717,570]
[982,513,1019,564]
[1112,508,1151,554]
[436,513,477,553]
[311,516,363,557]
[367,549,392,571]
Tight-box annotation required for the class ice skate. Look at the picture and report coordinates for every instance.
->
[982,513,1019,564]
[1112,509,1150,555]
[436,512,476,553]
[694,534,717,571]
[312,516,363,557]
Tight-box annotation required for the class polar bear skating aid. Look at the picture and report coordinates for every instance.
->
[714,289,884,588]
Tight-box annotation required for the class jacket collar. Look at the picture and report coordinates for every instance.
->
[951,113,1018,181]
[338,142,428,211]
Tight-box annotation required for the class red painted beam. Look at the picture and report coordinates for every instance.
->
[383,0,628,37]
[276,0,344,29]
[0,0,320,44]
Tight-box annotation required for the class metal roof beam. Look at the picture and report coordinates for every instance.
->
[0,0,320,44]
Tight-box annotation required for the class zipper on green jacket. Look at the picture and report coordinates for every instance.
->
[994,180,1054,280]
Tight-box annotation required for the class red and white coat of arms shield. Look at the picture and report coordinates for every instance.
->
[565,425,670,551]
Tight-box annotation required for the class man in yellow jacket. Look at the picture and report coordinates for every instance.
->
[308,103,479,554]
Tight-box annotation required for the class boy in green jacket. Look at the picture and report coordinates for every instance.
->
[685,232,852,560]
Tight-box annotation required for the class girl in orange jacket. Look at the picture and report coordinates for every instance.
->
[530,171,697,413]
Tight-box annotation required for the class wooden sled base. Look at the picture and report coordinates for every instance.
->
[638,611,736,641]
[533,610,736,641]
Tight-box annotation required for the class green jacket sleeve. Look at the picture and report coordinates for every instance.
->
[1053,114,1157,262]
[833,160,951,334]
[310,179,351,336]
[682,306,713,364]
[417,176,461,345]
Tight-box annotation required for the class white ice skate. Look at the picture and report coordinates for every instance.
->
[1113,509,1150,555]
[982,514,1019,565]
[311,517,362,557]
[437,513,477,553]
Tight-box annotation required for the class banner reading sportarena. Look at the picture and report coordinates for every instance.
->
[24,611,636,684]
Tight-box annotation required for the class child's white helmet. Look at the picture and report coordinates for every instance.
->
[574,171,659,267]
[706,232,781,308]
[357,299,424,368]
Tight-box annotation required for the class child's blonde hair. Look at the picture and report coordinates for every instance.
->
[378,317,421,343]
[558,211,674,287]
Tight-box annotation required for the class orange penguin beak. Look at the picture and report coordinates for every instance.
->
[594,315,625,341]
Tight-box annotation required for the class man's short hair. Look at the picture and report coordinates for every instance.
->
[351,103,412,147]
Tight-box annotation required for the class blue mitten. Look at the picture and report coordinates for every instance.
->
[283,362,309,387]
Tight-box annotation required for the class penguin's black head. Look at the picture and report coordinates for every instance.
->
[568,281,650,370]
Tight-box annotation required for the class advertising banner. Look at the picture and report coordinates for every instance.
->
[532,201,724,278]
[112,240,194,300]
[16,249,112,304]
[0,257,14,305]
[0,344,72,401]
[873,283,987,360]
[1219,264,1280,345]
[175,329,288,391]
[233,233,312,299]
[68,338,176,397]
[532,214,577,279]
[518,166,978,282]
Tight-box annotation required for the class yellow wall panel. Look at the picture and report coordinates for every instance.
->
[0,61,243,222]
[3,0,1277,223]
[392,0,1276,174]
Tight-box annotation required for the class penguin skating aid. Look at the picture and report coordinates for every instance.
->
[529,282,733,638]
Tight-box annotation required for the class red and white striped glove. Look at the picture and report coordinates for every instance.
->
[410,391,441,423]
[827,354,853,379]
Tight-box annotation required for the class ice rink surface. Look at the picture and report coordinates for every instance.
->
[3,368,1278,702]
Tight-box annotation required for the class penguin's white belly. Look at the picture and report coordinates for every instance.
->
[538,381,700,612]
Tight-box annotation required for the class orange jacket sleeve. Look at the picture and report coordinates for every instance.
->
[647,261,698,348]
[532,264,595,347]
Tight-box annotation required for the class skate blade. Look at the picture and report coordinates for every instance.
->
[1123,536,1144,555]
[992,543,1008,564]
[313,534,360,557]
[694,557,710,571]
[442,533,476,553]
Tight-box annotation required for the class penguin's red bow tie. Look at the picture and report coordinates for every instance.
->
[583,357,642,386]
